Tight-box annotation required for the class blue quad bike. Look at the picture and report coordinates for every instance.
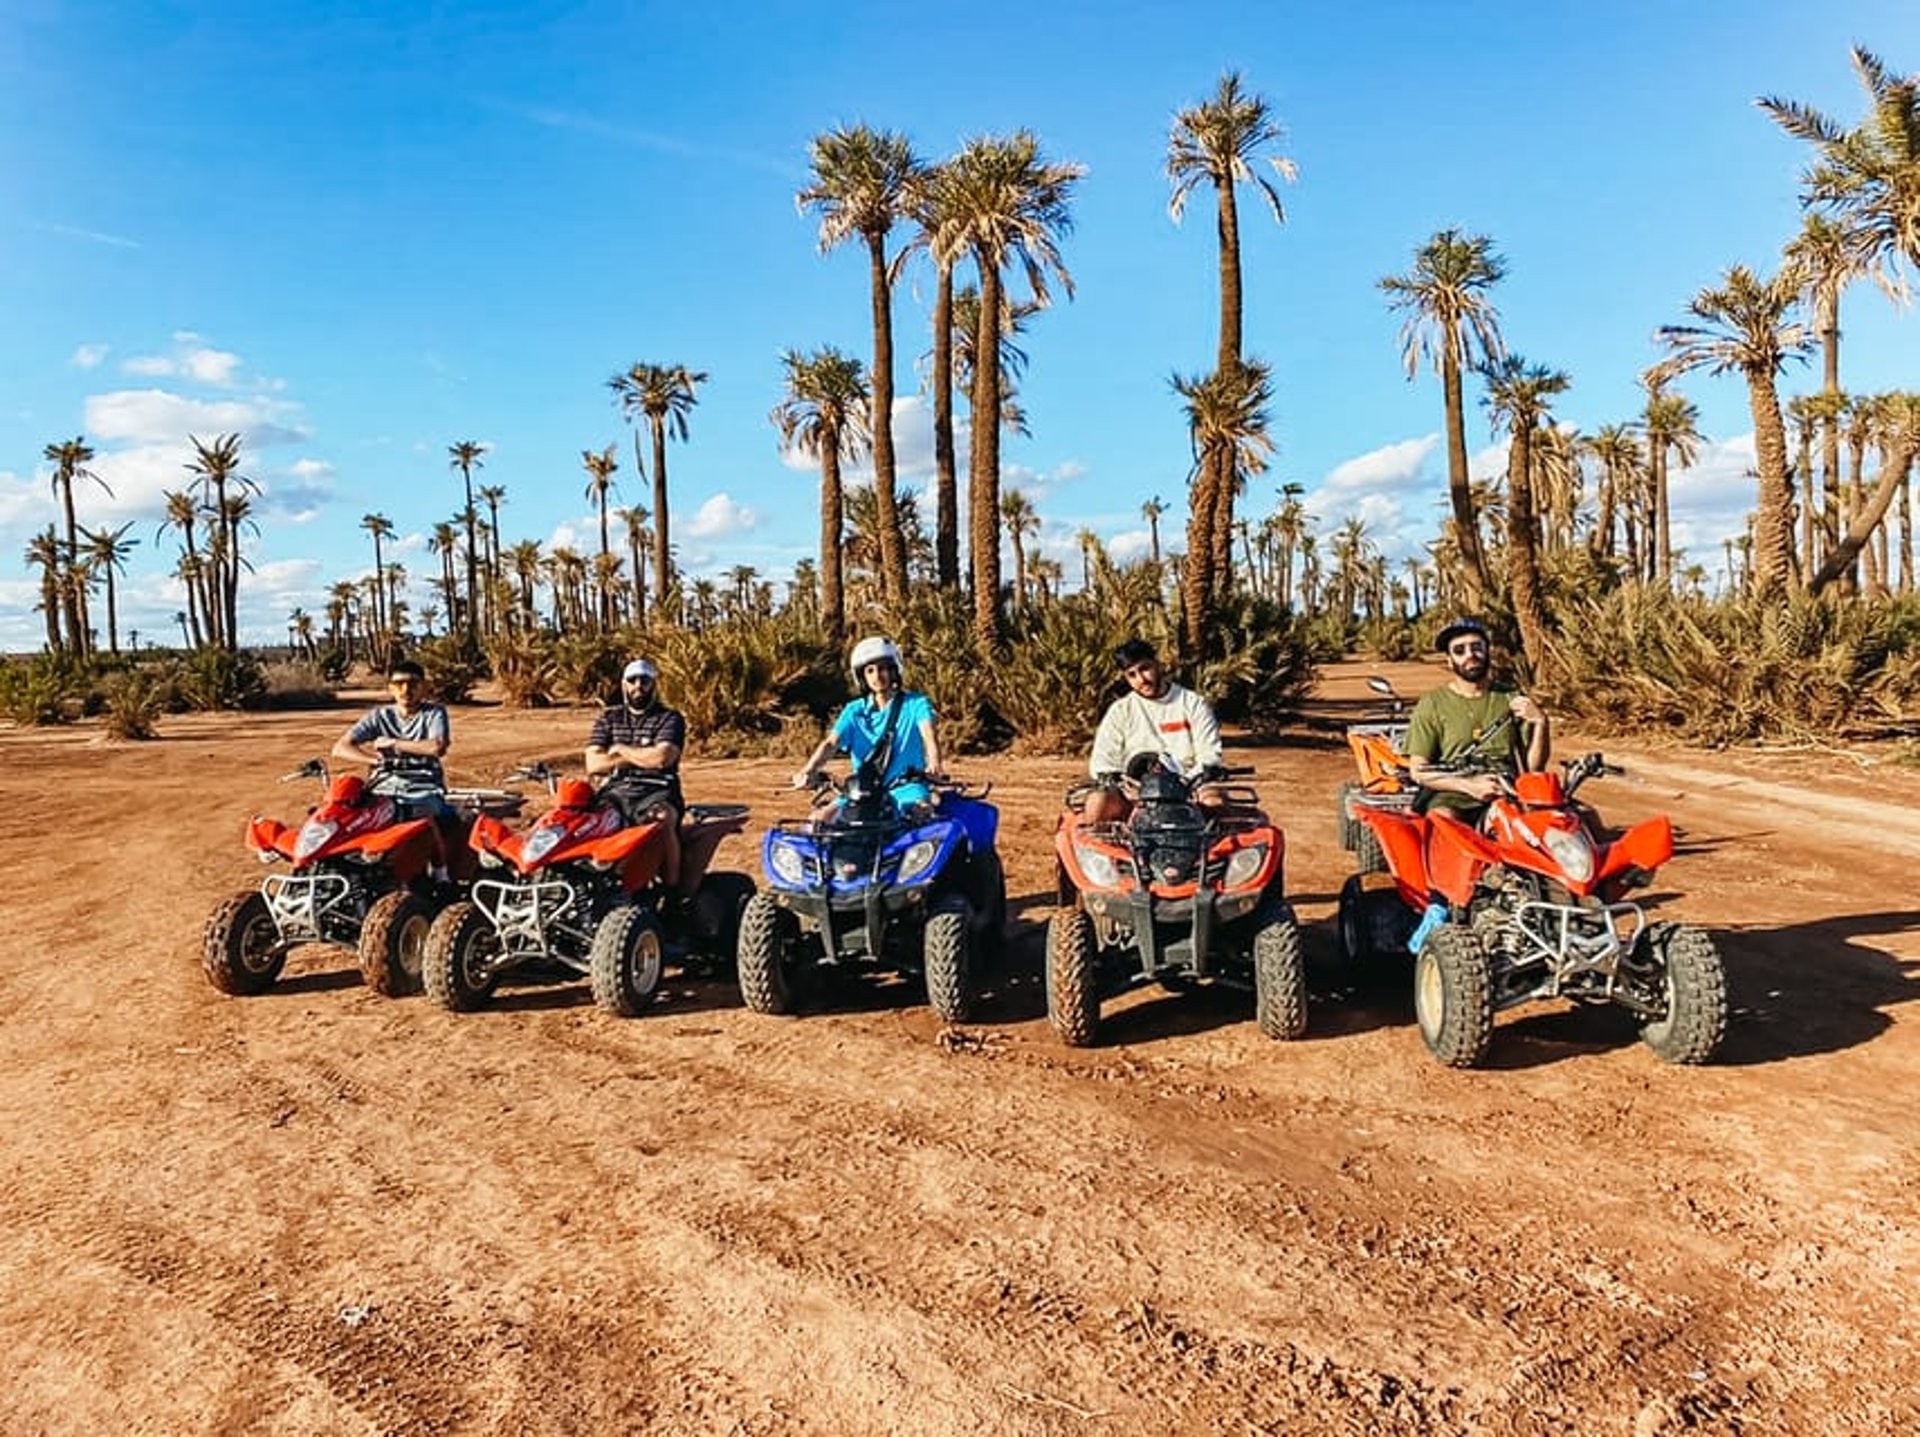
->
[736,765,1007,1022]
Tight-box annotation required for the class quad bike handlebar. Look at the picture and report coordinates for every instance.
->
[280,757,329,783]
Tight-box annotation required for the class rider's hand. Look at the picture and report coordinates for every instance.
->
[374,737,396,755]
[1509,695,1545,726]
[790,769,814,790]
[1464,773,1505,802]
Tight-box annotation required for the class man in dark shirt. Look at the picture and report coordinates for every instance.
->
[585,657,688,885]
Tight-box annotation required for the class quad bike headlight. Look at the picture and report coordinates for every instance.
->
[1072,843,1125,890]
[1221,843,1269,891]
[896,839,940,885]
[1542,827,1596,885]
[293,818,338,863]
[523,825,564,865]
[769,840,808,886]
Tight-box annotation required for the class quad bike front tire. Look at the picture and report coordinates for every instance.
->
[1252,900,1308,1040]
[1045,904,1100,1047]
[736,892,808,1016]
[1414,924,1494,1068]
[422,900,502,1012]
[202,889,286,996]
[590,904,665,1017]
[1337,875,1415,972]
[357,890,434,997]
[971,849,1009,945]
[1637,923,1728,1065]
[923,895,975,1023]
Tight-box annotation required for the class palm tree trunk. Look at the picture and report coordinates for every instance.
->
[1809,433,1916,595]
[651,421,672,611]
[969,258,1005,653]
[1440,342,1487,607]
[867,235,908,608]
[1506,423,1550,676]
[1215,179,1242,369]
[1746,374,1796,596]
[1181,450,1217,661]
[932,261,959,589]
[821,442,845,642]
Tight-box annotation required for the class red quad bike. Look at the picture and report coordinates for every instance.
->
[421,767,755,1017]
[202,759,523,998]
[1045,758,1306,1047]
[1344,749,1729,1068]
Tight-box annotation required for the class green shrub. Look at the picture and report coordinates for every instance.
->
[102,667,165,740]
[173,648,266,712]
[413,634,486,704]
[0,653,86,725]
[255,660,336,710]
[552,631,625,706]
[486,631,558,707]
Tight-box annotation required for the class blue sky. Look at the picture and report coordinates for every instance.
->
[4,0,1917,650]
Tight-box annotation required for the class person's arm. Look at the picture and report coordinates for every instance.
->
[792,717,844,789]
[1512,694,1550,771]
[1188,692,1224,772]
[333,709,392,767]
[1088,700,1126,777]
[916,716,942,780]
[1406,698,1504,803]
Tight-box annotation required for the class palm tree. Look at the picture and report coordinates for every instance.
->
[1641,374,1704,586]
[1000,488,1040,612]
[934,131,1084,652]
[359,513,393,641]
[581,444,620,628]
[477,482,508,625]
[1783,215,1875,559]
[800,125,925,609]
[772,345,871,642]
[446,441,487,641]
[1483,357,1570,674]
[505,539,545,629]
[609,362,706,609]
[1804,391,1919,595]
[1580,423,1643,564]
[1380,229,1507,607]
[428,521,460,630]
[185,433,255,651]
[904,160,966,589]
[1168,70,1297,372]
[613,505,649,626]
[1761,48,1920,275]
[43,437,108,654]
[157,488,211,650]
[1141,495,1166,566]
[1658,266,1812,595]
[24,529,64,653]
[1173,360,1274,658]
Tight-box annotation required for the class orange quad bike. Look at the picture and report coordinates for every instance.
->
[1337,675,1414,876]
[421,767,755,1017]
[202,758,523,998]
[1045,757,1306,1047]
[1345,749,1728,1068]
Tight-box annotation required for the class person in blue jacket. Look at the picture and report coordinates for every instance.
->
[792,635,944,814]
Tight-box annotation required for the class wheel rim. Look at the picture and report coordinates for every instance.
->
[631,924,663,994]
[238,907,280,975]
[1413,948,1445,1039]
[397,913,430,979]
[460,926,499,991]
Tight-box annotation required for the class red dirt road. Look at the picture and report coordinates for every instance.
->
[2,660,1916,1435]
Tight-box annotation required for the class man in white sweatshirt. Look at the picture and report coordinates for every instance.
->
[1083,638,1224,825]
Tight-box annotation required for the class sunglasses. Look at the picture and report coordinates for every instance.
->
[1448,640,1489,657]
[624,674,655,685]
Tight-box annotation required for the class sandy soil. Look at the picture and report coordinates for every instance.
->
[2,659,1916,1436]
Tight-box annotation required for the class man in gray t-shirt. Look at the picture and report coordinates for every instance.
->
[331,658,452,814]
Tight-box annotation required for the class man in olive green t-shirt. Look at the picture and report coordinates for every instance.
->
[1405,617,1551,820]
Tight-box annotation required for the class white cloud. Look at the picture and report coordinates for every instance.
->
[71,343,109,369]
[123,356,176,377]
[1319,434,1439,494]
[85,388,308,447]
[686,492,758,539]
[184,348,242,385]
[288,458,333,480]
[121,336,245,387]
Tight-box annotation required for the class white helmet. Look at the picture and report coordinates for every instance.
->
[849,635,904,681]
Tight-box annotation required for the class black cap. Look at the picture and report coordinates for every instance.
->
[1114,637,1158,668]
[1434,617,1489,653]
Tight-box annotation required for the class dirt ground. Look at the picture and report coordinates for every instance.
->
[2,658,1917,1436]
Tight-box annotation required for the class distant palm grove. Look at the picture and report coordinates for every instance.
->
[10,49,1919,752]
